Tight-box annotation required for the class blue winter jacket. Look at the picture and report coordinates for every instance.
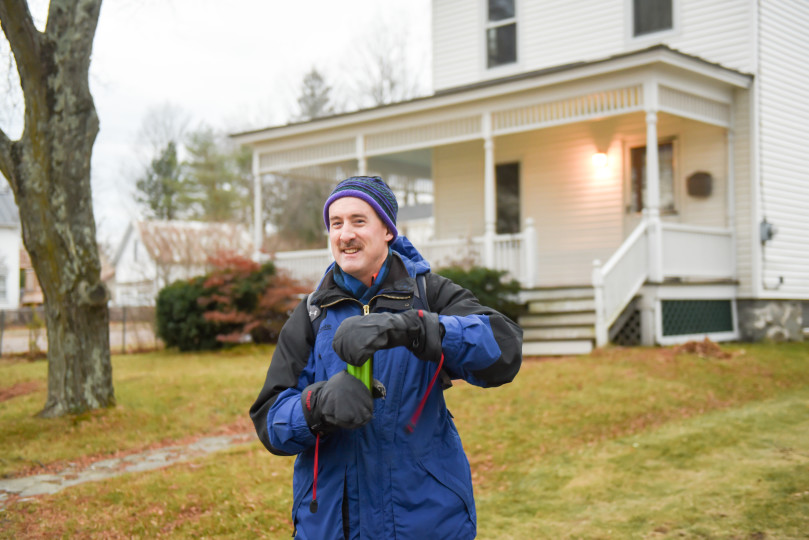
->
[250,237,523,539]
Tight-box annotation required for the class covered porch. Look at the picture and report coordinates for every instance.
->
[233,45,752,352]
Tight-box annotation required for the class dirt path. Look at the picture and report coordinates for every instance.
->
[0,432,255,509]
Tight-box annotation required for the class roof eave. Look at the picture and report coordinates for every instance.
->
[231,44,753,146]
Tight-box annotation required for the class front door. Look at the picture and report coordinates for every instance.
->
[496,162,520,234]
[624,140,675,235]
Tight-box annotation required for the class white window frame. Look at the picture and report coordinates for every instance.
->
[482,0,520,76]
[625,0,680,46]
[623,135,681,216]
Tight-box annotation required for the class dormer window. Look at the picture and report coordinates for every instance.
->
[633,0,673,37]
[486,0,517,68]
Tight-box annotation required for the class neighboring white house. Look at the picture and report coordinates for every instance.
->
[111,219,253,306]
[0,186,21,309]
[232,0,809,354]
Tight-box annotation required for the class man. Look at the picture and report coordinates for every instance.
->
[250,176,522,539]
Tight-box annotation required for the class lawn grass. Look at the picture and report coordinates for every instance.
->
[0,345,273,477]
[1,341,808,538]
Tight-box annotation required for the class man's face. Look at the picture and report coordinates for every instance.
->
[328,197,393,286]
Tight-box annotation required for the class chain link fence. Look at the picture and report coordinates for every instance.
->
[0,306,162,358]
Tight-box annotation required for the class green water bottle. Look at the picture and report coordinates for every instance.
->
[347,359,373,393]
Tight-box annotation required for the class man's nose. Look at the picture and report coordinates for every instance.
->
[340,226,356,242]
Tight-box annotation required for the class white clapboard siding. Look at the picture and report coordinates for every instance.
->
[431,108,736,287]
[433,0,753,92]
[667,0,754,73]
[673,120,727,228]
[516,123,623,286]
[519,0,624,76]
[433,141,486,239]
[758,0,809,297]
[432,0,480,91]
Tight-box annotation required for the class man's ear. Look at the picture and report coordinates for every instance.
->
[385,228,394,243]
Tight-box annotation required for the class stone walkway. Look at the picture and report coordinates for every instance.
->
[0,432,254,509]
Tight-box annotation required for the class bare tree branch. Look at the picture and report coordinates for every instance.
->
[46,0,102,66]
[0,127,13,189]
[0,0,43,93]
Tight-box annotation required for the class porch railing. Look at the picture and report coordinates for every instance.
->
[661,223,734,279]
[273,248,334,286]
[592,220,650,346]
[592,219,735,346]
[271,219,536,288]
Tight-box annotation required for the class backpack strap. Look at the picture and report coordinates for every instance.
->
[416,272,453,390]
[306,293,325,335]
[413,273,429,311]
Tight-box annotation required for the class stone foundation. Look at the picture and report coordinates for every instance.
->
[736,299,805,342]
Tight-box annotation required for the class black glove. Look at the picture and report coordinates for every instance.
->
[301,371,374,434]
[333,310,443,366]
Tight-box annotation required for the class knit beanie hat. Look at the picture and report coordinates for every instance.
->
[323,176,399,241]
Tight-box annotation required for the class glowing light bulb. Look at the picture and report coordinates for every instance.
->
[592,152,608,168]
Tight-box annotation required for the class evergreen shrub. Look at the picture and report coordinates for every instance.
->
[156,277,219,351]
[434,265,523,322]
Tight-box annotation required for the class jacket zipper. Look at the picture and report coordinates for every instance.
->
[320,292,411,314]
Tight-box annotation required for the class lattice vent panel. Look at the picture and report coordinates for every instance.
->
[611,309,641,346]
[661,300,733,336]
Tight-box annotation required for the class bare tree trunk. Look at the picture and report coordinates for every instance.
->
[0,0,113,417]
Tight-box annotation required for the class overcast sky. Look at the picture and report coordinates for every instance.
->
[1,0,432,246]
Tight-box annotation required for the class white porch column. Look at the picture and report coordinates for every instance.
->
[482,113,496,267]
[727,128,738,279]
[522,217,536,288]
[644,82,663,283]
[639,292,656,346]
[252,151,263,261]
[592,259,607,347]
[356,134,367,176]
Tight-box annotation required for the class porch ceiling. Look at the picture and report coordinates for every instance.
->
[234,45,752,175]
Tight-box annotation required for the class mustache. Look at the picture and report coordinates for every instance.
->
[340,241,362,249]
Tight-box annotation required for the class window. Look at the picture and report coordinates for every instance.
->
[629,142,675,213]
[633,0,673,37]
[487,0,517,68]
[496,163,520,234]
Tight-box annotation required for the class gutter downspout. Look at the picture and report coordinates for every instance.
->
[750,0,764,298]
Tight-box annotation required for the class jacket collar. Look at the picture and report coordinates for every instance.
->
[311,252,417,308]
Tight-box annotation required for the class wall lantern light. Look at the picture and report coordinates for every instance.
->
[592,152,608,169]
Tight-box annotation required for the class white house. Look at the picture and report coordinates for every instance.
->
[0,186,21,309]
[111,219,253,306]
[232,0,809,354]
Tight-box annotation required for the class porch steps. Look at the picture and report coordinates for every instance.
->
[519,286,596,357]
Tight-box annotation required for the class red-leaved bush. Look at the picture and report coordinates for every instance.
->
[156,252,309,351]
[199,253,309,344]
